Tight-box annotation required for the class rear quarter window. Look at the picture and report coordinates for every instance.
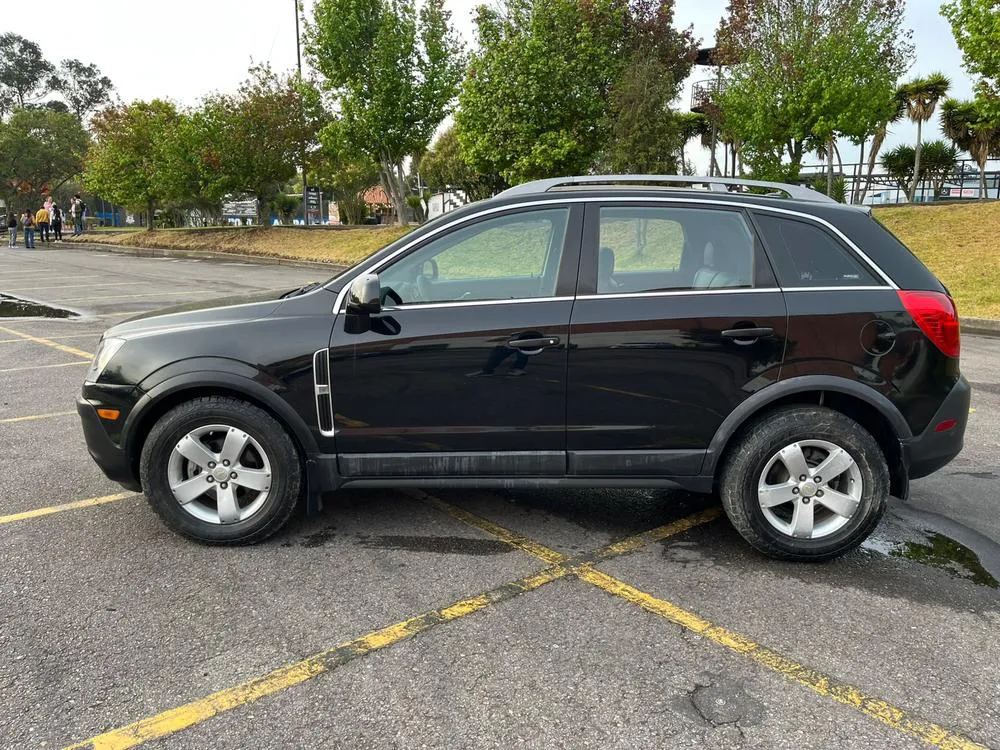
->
[752,213,882,288]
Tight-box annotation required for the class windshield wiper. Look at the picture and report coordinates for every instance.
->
[280,281,322,299]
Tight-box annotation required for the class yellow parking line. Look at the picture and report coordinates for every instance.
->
[58,290,216,303]
[62,565,569,750]
[0,333,100,344]
[422,495,987,750]
[412,489,568,565]
[577,567,985,750]
[0,410,76,424]
[0,361,89,374]
[0,492,135,525]
[0,325,93,359]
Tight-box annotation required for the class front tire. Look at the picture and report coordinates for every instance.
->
[719,406,889,561]
[139,396,302,544]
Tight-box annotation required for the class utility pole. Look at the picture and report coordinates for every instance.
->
[295,0,308,226]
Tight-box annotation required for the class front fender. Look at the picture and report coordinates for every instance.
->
[123,359,320,461]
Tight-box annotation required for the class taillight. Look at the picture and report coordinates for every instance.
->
[897,290,960,358]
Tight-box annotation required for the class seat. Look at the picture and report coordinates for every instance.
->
[598,246,620,293]
[693,241,745,289]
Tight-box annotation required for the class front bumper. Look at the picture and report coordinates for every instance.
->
[77,393,142,491]
[902,376,971,480]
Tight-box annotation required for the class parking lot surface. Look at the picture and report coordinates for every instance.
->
[1,244,998,749]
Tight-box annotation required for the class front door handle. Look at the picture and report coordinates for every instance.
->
[507,336,561,351]
[721,327,774,344]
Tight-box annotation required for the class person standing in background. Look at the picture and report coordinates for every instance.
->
[6,211,17,247]
[71,194,86,236]
[35,203,50,244]
[22,210,35,248]
[51,203,63,242]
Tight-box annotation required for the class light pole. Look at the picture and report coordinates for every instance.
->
[295,0,309,225]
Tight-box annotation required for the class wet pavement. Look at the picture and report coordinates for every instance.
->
[0,244,998,749]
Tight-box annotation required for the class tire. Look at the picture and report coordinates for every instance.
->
[139,396,302,544]
[719,405,889,561]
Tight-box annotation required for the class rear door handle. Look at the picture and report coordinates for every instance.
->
[507,336,560,351]
[721,327,774,343]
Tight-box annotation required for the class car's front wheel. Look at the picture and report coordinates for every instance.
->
[719,405,889,561]
[139,396,302,543]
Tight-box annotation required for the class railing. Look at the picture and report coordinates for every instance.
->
[691,79,724,112]
[799,157,1000,204]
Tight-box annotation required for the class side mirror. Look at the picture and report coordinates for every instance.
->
[346,273,381,315]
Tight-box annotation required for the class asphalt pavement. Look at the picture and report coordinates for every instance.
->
[0,243,997,750]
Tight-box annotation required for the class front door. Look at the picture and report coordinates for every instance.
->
[329,204,582,478]
[566,201,788,476]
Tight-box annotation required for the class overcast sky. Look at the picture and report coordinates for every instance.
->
[3,0,973,171]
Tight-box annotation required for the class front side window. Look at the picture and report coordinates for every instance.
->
[379,208,569,305]
[597,206,757,294]
[753,213,882,287]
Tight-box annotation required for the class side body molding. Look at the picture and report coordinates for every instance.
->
[701,375,913,477]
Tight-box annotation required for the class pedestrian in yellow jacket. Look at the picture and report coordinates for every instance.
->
[34,205,50,244]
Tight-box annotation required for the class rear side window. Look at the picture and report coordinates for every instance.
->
[597,206,758,294]
[753,213,882,288]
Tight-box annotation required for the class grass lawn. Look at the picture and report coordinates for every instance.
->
[874,202,1000,319]
[70,225,411,265]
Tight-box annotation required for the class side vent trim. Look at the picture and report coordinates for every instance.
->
[313,349,335,436]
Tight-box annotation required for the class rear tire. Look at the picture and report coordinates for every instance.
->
[719,406,888,561]
[139,396,302,544]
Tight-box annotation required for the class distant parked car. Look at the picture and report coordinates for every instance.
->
[78,175,968,560]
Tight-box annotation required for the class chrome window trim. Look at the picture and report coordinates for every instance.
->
[782,285,891,293]
[329,195,897,313]
[380,296,575,312]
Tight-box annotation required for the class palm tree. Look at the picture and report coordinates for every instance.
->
[882,144,916,192]
[941,98,1000,200]
[900,72,951,202]
[857,89,906,205]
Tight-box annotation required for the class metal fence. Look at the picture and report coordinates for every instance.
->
[797,157,1000,205]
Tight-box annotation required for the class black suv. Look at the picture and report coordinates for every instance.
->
[78,175,969,559]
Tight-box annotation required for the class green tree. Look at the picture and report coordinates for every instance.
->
[918,139,959,196]
[0,33,54,113]
[856,88,906,204]
[307,0,465,224]
[717,0,913,182]
[940,97,1000,199]
[83,100,186,230]
[881,144,916,191]
[941,0,1000,117]
[198,66,317,227]
[312,119,380,225]
[420,125,506,201]
[49,59,115,119]
[458,0,694,184]
[0,107,89,210]
[676,113,708,174]
[899,72,950,201]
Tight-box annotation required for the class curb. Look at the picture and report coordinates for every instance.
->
[65,240,347,273]
[961,317,1000,338]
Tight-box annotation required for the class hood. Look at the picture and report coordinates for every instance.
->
[106,290,289,339]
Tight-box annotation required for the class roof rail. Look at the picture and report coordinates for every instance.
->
[495,175,838,204]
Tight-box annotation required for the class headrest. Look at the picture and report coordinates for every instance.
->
[599,246,615,275]
[704,241,715,267]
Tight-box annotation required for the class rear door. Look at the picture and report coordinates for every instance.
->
[327,203,582,478]
[566,200,788,476]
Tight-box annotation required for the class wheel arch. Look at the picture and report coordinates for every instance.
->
[704,376,910,498]
[123,370,320,484]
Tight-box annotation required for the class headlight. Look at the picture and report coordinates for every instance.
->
[85,337,126,382]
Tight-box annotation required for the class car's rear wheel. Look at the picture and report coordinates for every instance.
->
[719,405,888,561]
[139,396,301,543]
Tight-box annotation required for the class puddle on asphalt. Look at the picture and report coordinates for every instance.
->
[0,294,77,318]
[864,530,998,588]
